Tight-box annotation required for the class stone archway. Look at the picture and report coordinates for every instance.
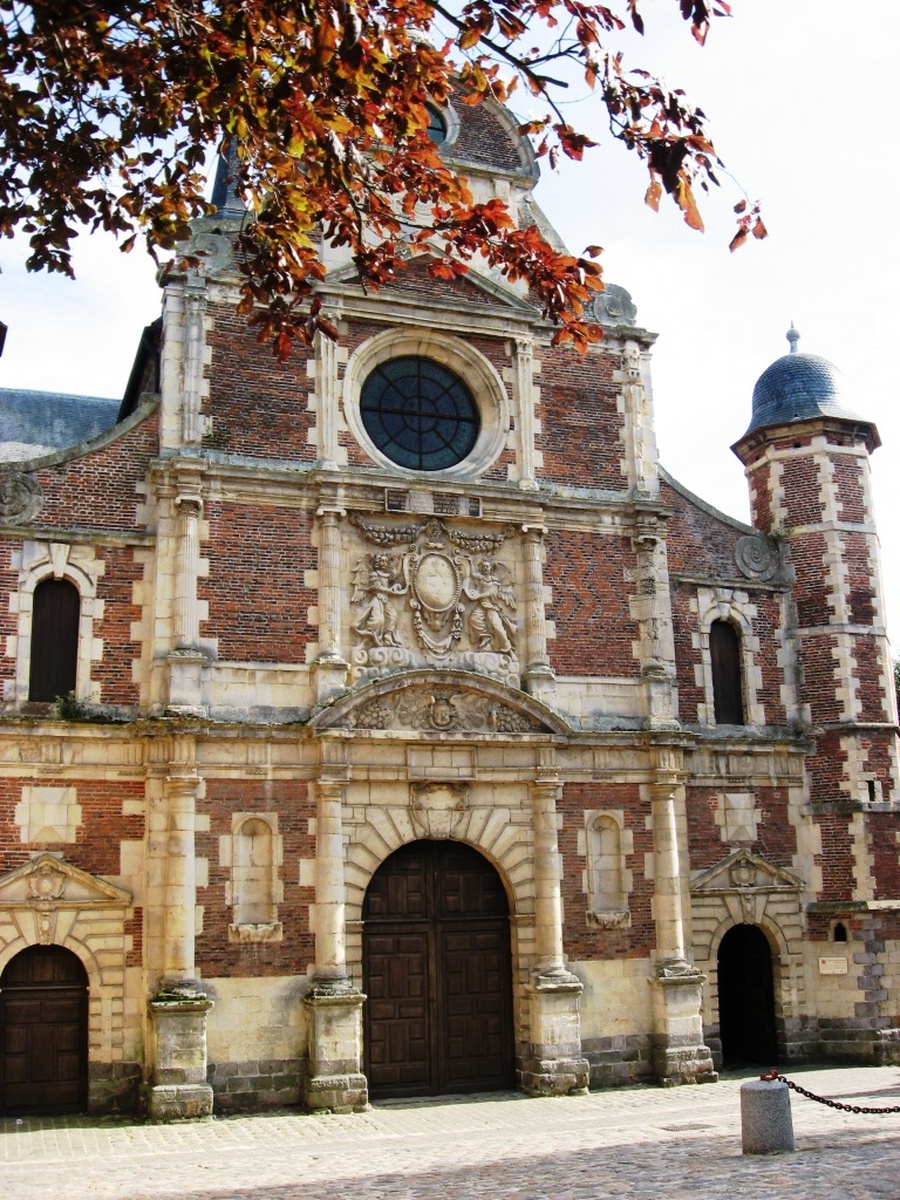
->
[717,924,777,1066]
[0,944,89,1115]
[362,840,515,1099]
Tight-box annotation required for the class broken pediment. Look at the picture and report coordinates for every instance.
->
[691,849,804,896]
[313,669,570,737]
[0,853,132,908]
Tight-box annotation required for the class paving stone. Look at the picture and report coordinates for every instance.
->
[3,1066,900,1200]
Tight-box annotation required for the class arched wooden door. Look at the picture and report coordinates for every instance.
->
[363,840,515,1099]
[0,945,89,1115]
[717,924,777,1066]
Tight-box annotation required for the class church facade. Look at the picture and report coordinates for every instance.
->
[1,97,899,1119]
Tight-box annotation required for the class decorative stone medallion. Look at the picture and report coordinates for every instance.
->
[0,469,42,524]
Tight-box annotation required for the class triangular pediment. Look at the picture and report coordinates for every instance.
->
[691,849,804,895]
[313,669,570,737]
[324,252,541,317]
[0,854,132,907]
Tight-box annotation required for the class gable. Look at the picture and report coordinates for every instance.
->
[0,854,132,908]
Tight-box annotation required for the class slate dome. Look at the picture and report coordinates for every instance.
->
[743,327,861,438]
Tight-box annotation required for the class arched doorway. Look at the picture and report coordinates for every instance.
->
[363,840,515,1099]
[0,945,89,1115]
[717,924,777,1066]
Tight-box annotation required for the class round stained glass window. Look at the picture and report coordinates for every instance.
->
[360,356,480,471]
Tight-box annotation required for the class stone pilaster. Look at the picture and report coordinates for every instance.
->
[145,747,214,1119]
[181,280,207,445]
[521,765,589,1095]
[648,763,716,1085]
[520,524,556,703]
[304,755,367,1112]
[313,506,349,703]
[167,464,207,716]
[513,336,539,490]
[314,323,341,470]
[630,508,678,728]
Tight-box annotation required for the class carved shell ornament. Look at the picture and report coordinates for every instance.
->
[0,469,42,524]
[735,534,779,581]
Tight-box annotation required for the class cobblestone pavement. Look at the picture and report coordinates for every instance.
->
[4,1066,900,1200]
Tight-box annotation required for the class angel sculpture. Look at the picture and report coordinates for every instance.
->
[463,558,517,654]
[350,553,407,647]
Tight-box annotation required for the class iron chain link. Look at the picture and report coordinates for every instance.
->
[760,1071,900,1115]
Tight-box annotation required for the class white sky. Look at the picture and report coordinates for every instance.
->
[3,0,899,637]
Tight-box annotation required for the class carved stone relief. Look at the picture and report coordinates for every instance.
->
[348,516,520,684]
[734,534,781,582]
[346,686,542,733]
[0,470,42,524]
[409,782,469,838]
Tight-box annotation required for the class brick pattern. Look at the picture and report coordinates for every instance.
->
[686,786,796,871]
[200,502,317,662]
[537,346,623,488]
[544,532,639,676]
[196,779,316,978]
[93,547,143,705]
[204,303,316,462]
[29,409,159,531]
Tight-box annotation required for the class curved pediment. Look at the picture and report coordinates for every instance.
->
[312,670,570,737]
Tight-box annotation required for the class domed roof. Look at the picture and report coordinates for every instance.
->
[743,327,862,438]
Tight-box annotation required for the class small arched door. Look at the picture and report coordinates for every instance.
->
[717,924,777,1066]
[363,840,515,1099]
[0,945,89,1115]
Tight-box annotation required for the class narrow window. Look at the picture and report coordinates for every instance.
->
[833,922,848,943]
[28,579,80,702]
[710,619,745,724]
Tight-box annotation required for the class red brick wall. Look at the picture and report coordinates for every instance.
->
[200,502,317,662]
[204,303,315,462]
[544,532,639,676]
[813,810,857,901]
[29,408,159,531]
[94,547,143,705]
[195,779,316,978]
[780,454,824,528]
[0,776,144,877]
[0,540,19,696]
[559,782,655,960]
[686,786,796,871]
[537,345,623,489]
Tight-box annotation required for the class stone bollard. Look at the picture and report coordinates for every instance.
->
[740,1076,795,1154]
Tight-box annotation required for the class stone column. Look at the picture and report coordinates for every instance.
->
[648,760,716,1085]
[313,506,349,703]
[521,525,556,703]
[631,510,679,728]
[145,745,214,1120]
[522,766,589,1096]
[304,758,367,1113]
[167,465,206,715]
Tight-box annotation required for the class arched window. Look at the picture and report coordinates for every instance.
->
[28,579,80,702]
[710,619,745,725]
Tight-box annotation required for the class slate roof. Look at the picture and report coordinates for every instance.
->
[0,388,121,461]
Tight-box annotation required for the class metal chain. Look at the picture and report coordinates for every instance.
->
[759,1070,900,1115]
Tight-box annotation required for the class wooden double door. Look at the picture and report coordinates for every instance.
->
[0,945,89,1115]
[363,841,515,1099]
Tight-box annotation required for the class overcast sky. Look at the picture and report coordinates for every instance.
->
[3,1,899,637]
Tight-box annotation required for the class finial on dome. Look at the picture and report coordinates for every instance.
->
[787,324,800,354]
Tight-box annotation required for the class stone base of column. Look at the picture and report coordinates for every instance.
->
[521,971,589,1096]
[522,663,556,705]
[143,1081,214,1121]
[145,985,214,1120]
[313,654,349,705]
[166,648,207,717]
[650,961,717,1086]
[303,981,368,1113]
